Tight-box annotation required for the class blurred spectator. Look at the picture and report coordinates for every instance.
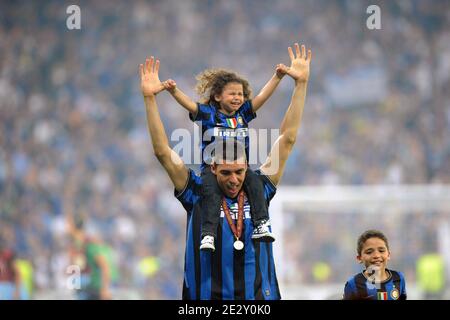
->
[417,253,446,299]
[0,237,28,299]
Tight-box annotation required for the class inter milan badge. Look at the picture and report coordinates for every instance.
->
[391,288,400,300]
[234,240,244,250]
[237,116,244,126]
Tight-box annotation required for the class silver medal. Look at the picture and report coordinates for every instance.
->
[233,240,244,250]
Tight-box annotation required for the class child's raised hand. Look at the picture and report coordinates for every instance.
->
[275,63,289,79]
[162,79,177,93]
[286,43,312,83]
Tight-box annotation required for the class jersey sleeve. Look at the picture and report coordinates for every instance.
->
[174,169,202,213]
[254,169,277,205]
[189,103,213,123]
[343,280,356,300]
[239,100,257,124]
[399,271,407,300]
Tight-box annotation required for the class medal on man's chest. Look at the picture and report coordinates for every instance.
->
[222,191,245,251]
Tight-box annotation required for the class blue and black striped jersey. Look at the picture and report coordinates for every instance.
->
[175,169,281,300]
[344,269,407,300]
[189,101,256,171]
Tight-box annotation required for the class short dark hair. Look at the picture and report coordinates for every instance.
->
[74,215,85,230]
[212,139,247,165]
[357,229,389,255]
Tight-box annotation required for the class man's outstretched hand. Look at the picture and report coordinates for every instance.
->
[140,56,165,97]
[285,43,312,83]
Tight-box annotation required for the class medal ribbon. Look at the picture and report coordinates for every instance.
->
[222,190,245,241]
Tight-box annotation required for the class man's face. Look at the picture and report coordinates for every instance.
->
[211,161,247,198]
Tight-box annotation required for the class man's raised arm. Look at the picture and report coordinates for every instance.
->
[140,56,188,192]
[260,43,312,186]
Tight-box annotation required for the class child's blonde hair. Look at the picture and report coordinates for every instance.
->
[195,69,252,107]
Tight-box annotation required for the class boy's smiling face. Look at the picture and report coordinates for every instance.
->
[357,237,390,270]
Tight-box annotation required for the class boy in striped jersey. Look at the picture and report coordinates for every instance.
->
[343,230,407,300]
[162,63,290,251]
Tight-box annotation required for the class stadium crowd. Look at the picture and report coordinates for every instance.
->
[1,0,449,299]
